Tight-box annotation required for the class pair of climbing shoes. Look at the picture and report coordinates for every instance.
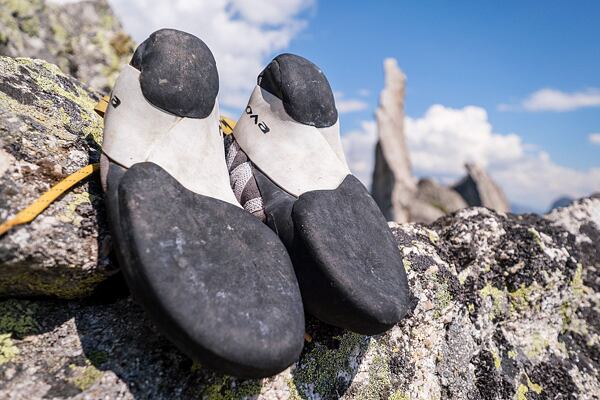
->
[101,28,410,378]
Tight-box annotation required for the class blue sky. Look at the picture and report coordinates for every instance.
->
[105,0,599,211]
[286,1,599,171]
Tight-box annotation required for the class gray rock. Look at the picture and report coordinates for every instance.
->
[549,196,575,212]
[0,0,135,92]
[0,198,598,399]
[0,55,115,298]
[410,178,468,224]
[371,58,416,223]
[370,60,491,225]
[407,200,446,226]
[545,194,600,292]
[452,162,511,213]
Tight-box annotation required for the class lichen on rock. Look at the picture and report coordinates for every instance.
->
[0,0,135,92]
[0,197,598,399]
[0,55,116,299]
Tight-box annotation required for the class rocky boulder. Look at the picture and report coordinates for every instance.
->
[410,178,468,224]
[371,58,416,223]
[0,55,115,298]
[0,191,598,398]
[370,59,509,222]
[452,162,511,213]
[0,0,135,92]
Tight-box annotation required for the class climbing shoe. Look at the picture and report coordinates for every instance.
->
[100,30,304,378]
[229,53,410,335]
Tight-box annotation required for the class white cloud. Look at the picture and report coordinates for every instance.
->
[334,91,369,114]
[341,104,600,210]
[341,121,377,185]
[358,88,370,97]
[405,105,523,176]
[500,88,600,112]
[492,152,600,208]
[589,133,600,145]
[101,0,313,110]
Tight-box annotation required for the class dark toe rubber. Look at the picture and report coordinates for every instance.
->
[291,175,410,335]
[106,162,304,378]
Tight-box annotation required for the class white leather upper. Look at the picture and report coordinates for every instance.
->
[232,86,350,197]
[102,65,240,207]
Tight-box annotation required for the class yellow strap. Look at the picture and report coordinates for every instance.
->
[219,116,236,136]
[4,96,237,235]
[0,164,99,236]
[94,95,110,117]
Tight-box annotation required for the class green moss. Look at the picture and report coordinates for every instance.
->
[433,276,452,319]
[202,376,262,400]
[491,350,501,370]
[56,192,95,225]
[190,361,202,373]
[571,264,584,296]
[0,299,38,337]
[1,58,104,147]
[458,269,469,285]
[20,16,40,37]
[526,375,543,394]
[526,333,549,358]
[293,332,367,398]
[0,268,108,299]
[389,391,409,400]
[1,0,42,37]
[508,350,517,359]
[508,284,533,313]
[559,301,573,330]
[426,229,439,244]
[100,13,115,30]
[479,283,506,316]
[30,60,91,106]
[58,107,72,125]
[69,363,103,391]
[87,350,109,366]
[50,20,68,44]
[517,383,529,400]
[357,343,392,400]
[0,300,39,365]
[93,30,132,88]
[0,333,19,365]
[286,378,303,400]
[528,227,544,249]
[3,0,38,17]
[402,259,412,273]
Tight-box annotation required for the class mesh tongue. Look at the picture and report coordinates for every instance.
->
[224,135,266,222]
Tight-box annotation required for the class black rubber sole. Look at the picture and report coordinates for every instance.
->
[256,172,410,335]
[105,162,304,378]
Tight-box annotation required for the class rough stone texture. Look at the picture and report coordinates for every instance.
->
[0,55,115,298]
[0,198,598,399]
[0,0,135,93]
[411,178,468,224]
[452,163,511,213]
[369,60,501,224]
[371,58,416,223]
[546,194,600,292]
